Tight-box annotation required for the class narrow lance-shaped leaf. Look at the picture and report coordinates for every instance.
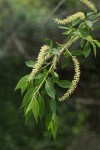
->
[32,99,39,123]
[45,78,55,99]
[72,17,80,26]
[80,39,84,48]
[61,56,71,69]
[94,40,100,48]
[45,113,52,130]
[21,84,28,95]
[85,35,93,42]
[50,99,56,113]
[52,72,59,82]
[86,20,93,28]
[25,60,35,68]
[83,42,91,58]
[56,80,71,88]
[51,116,58,139]
[47,114,58,139]
[15,75,29,94]
[38,95,45,120]
[22,88,35,108]
[27,80,33,90]
[90,41,97,57]
[25,99,33,115]
[71,50,83,56]
[24,110,33,125]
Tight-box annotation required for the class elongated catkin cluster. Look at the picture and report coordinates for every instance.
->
[80,0,97,12]
[59,36,80,55]
[54,12,85,25]
[28,45,49,81]
[52,56,57,70]
[59,56,80,101]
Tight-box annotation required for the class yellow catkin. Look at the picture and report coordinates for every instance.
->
[52,56,57,70]
[59,56,80,101]
[80,0,97,12]
[59,36,80,55]
[54,12,85,25]
[28,45,49,81]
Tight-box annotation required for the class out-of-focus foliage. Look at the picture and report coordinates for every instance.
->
[0,0,100,149]
[0,0,51,59]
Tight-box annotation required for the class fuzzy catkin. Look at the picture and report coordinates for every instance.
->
[80,0,97,12]
[52,56,57,70]
[59,56,80,101]
[54,12,85,25]
[28,45,49,81]
[59,36,80,55]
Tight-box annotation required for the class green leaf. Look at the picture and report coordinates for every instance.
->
[71,50,83,56]
[61,56,70,69]
[94,40,100,48]
[15,75,29,95]
[27,80,33,90]
[56,80,71,88]
[25,60,35,68]
[32,99,39,123]
[51,116,58,139]
[79,28,87,38]
[38,95,45,120]
[87,12,95,16]
[72,17,80,26]
[25,99,33,114]
[80,39,84,48]
[64,52,70,57]
[53,72,59,82]
[45,113,58,139]
[47,114,58,139]
[22,88,35,107]
[45,38,53,48]
[86,20,93,28]
[83,42,91,58]
[24,110,33,124]
[23,71,48,108]
[53,72,59,78]
[85,35,93,42]
[51,48,59,55]
[37,70,48,85]
[97,12,100,17]
[90,41,97,57]
[34,73,43,79]
[21,84,28,95]
[45,78,55,99]
[74,30,81,36]
[45,113,52,129]
[63,30,71,35]
[50,99,56,113]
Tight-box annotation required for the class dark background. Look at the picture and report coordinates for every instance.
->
[0,0,100,149]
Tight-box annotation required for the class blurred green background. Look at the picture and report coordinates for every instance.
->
[0,0,100,149]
